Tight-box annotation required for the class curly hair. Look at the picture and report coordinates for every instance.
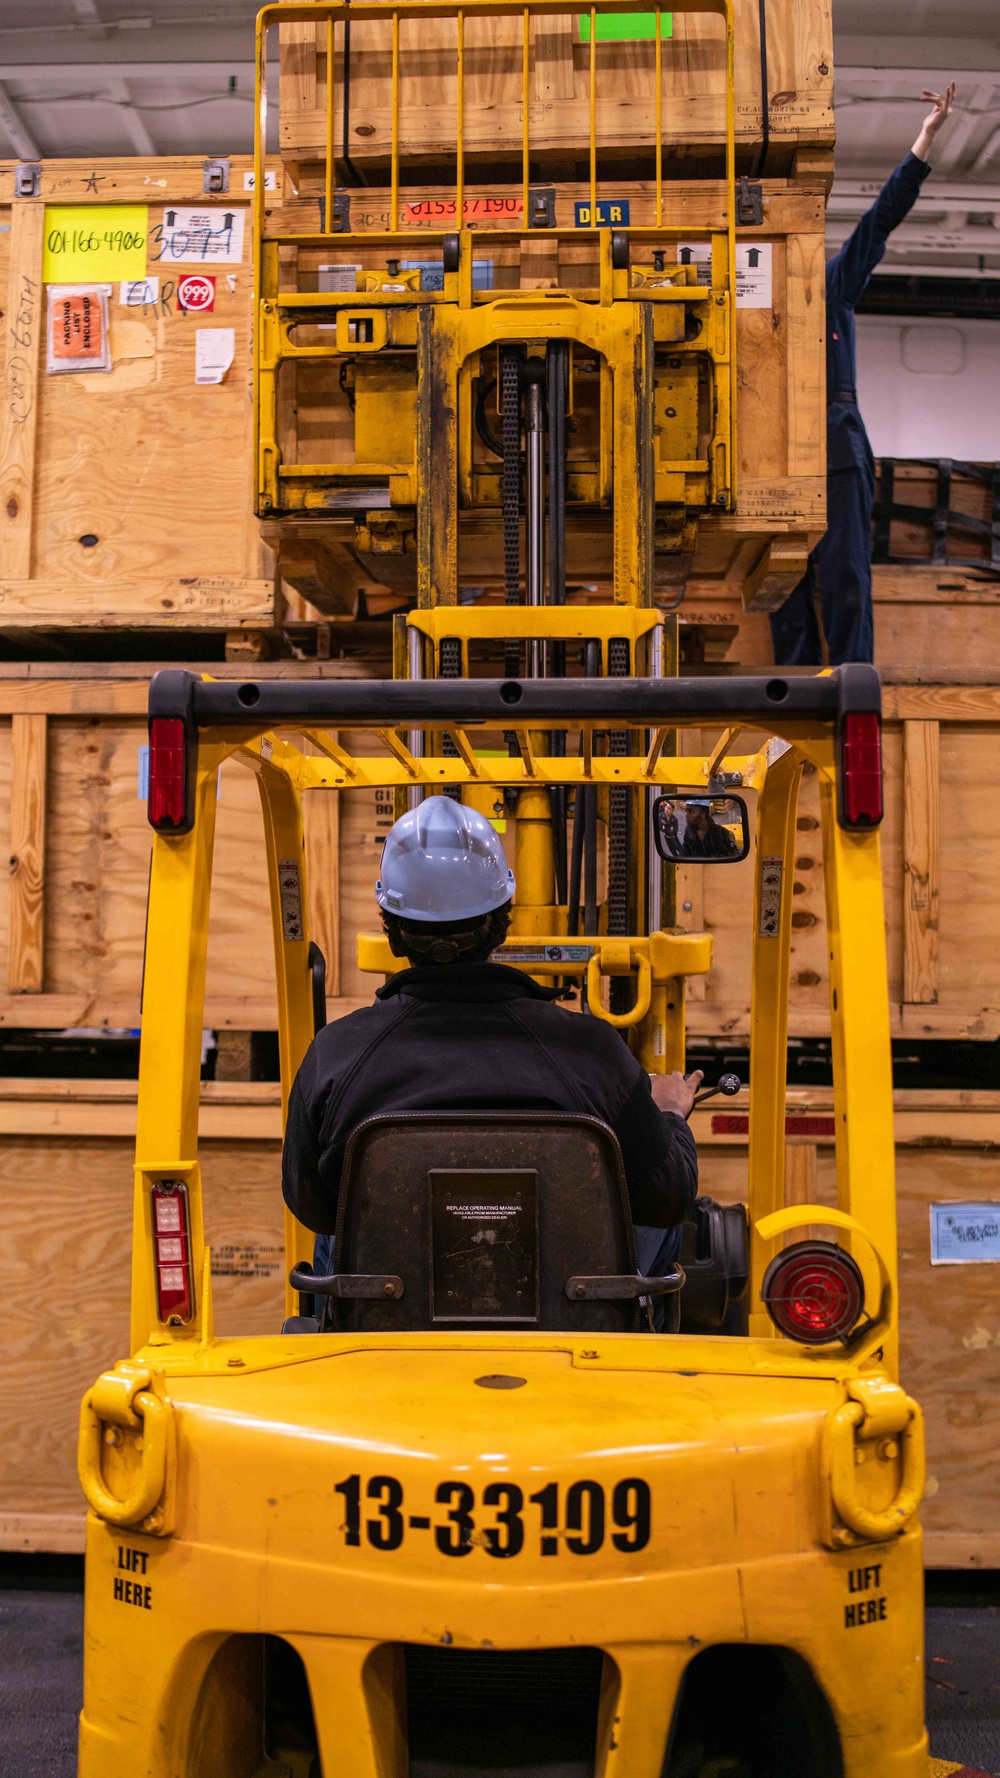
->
[380,900,513,967]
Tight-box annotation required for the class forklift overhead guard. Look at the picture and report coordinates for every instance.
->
[149,662,883,731]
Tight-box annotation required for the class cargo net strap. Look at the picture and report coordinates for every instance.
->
[873,457,1000,571]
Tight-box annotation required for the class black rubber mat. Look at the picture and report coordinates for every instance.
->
[1,1581,998,1778]
[0,1589,83,1778]
[925,1604,1000,1776]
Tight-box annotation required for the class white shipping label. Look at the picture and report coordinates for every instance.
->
[930,1203,1000,1265]
[278,859,304,942]
[243,169,278,191]
[318,263,363,293]
[195,327,235,385]
[675,240,773,308]
[735,242,773,308]
[119,277,160,307]
[758,857,783,937]
[156,205,245,265]
[676,242,712,284]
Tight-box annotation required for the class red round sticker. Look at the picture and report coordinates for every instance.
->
[178,274,216,314]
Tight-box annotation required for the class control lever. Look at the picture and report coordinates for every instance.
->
[688,1073,742,1118]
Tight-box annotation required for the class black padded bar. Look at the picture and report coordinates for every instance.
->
[150,664,881,731]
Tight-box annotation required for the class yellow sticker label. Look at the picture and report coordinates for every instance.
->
[43,206,148,283]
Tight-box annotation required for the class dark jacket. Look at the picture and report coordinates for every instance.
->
[826,151,930,472]
[282,962,698,1235]
[682,820,739,859]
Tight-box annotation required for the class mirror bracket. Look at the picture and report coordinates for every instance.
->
[707,769,744,794]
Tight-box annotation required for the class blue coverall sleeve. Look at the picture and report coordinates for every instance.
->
[826,152,931,308]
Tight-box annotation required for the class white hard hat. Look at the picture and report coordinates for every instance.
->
[375,795,515,922]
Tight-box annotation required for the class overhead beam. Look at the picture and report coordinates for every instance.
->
[106,77,157,156]
[835,41,1000,74]
[0,54,256,78]
[0,78,39,160]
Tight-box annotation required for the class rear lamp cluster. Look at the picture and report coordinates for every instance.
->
[148,716,191,833]
[151,1181,194,1325]
[760,1240,865,1344]
[839,710,883,829]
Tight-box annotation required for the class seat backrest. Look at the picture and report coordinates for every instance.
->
[331,1111,641,1333]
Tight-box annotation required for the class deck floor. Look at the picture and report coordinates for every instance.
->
[0,1574,997,1778]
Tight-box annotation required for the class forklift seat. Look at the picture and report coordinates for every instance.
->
[288,1111,684,1335]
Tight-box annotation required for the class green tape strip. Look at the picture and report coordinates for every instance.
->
[578,11,673,40]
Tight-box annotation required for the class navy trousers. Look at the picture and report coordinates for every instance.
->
[770,460,876,667]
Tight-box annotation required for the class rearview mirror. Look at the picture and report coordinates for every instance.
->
[652,794,750,863]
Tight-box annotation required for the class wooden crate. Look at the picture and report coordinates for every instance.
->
[267,172,827,614]
[0,664,348,1022]
[277,0,834,174]
[3,1080,996,1562]
[0,1080,285,1553]
[681,687,1000,1043]
[672,567,1000,671]
[0,158,279,638]
[2,667,1000,1043]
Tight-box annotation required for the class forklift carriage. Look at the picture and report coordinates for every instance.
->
[76,663,929,1778]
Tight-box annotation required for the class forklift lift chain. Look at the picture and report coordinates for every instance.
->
[500,344,523,681]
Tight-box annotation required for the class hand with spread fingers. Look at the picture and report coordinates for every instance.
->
[651,1069,704,1120]
[912,81,955,161]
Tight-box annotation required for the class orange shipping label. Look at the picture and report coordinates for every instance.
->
[50,293,105,360]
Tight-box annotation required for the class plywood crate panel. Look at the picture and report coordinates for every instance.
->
[686,701,1000,1041]
[0,1107,285,1551]
[0,671,348,1030]
[0,158,278,632]
[3,1084,996,1558]
[278,0,834,171]
[2,674,999,1040]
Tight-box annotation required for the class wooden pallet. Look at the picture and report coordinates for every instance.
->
[0,158,280,641]
[277,0,834,175]
[1,1080,993,1560]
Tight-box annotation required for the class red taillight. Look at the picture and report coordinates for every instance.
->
[839,711,882,828]
[151,1181,194,1324]
[760,1241,865,1344]
[148,717,189,831]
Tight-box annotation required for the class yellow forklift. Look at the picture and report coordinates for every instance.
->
[77,667,928,1778]
[78,2,929,1772]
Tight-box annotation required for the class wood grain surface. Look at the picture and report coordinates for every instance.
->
[278,0,834,161]
[0,202,44,580]
[7,714,47,993]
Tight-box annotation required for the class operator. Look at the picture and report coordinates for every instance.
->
[282,795,703,1301]
[770,83,955,668]
[681,801,740,860]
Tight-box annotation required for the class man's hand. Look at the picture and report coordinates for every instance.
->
[912,82,955,161]
[651,1069,704,1120]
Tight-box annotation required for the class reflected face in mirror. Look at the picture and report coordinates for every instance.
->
[653,795,750,863]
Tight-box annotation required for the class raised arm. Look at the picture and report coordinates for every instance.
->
[827,83,955,308]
